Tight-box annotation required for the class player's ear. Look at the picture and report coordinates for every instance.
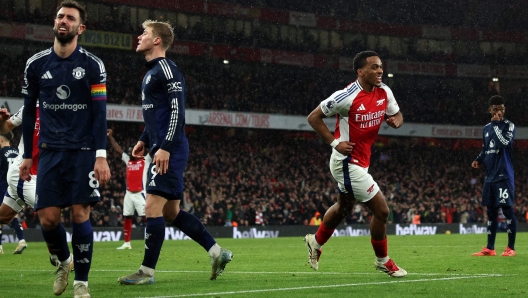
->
[77,24,86,35]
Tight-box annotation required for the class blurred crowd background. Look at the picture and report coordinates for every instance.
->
[1,0,527,229]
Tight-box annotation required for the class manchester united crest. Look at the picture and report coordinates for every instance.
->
[72,67,85,79]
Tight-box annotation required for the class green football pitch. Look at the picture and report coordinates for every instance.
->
[0,233,526,297]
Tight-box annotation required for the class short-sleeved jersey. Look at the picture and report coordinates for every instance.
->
[10,105,40,175]
[122,152,146,192]
[320,80,399,168]
[139,57,189,156]
[0,146,19,194]
[474,119,515,183]
[21,46,107,157]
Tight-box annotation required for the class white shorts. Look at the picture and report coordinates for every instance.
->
[123,190,146,216]
[3,156,36,212]
[329,154,379,202]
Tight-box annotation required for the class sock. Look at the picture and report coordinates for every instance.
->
[172,210,216,252]
[10,218,25,241]
[42,223,70,262]
[502,207,517,250]
[72,220,94,282]
[314,221,334,247]
[371,237,388,259]
[142,217,165,270]
[486,207,499,250]
[0,226,3,245]
[208,243,221,258]
[123,217,133,243]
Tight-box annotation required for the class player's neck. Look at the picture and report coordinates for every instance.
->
[53,39,78,58]
[358,80,374,93]
[143,48,166,62]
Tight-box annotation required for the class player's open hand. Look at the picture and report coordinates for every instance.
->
[335,141,355,155]
[19,158,33,181]
[153,149,170,175]
[94,157,111,186]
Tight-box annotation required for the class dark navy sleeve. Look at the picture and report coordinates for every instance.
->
[21,58,39,159]
[89,59,108,151]
[139,128,150,147]
[474,128,486,164]
[490,120,515,150]
[159,64,185,153]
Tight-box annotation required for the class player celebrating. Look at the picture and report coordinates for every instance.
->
[303,50,407,277]
[19,1,110,297]
[471,95,517,257]
[118,20,232,285]
[0,131,26,254]
[107,129,150,250]
[0,106,40,255]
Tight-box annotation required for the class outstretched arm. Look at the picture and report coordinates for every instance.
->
[107,129,124,155]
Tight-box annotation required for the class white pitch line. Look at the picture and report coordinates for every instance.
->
[134,274,504,298]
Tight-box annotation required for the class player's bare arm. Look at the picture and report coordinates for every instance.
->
[154,149,170,175]
[19,159,33,181]
[386,111,403,128]
[94,157,111,186]
[307,106,354,155]
[107,129,124,155]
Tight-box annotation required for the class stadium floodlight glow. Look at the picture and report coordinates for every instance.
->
[223,60,230,64]
[387,73,394,77]
[492,77,499,82]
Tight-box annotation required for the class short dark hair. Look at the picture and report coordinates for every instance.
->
[0,131,13,141]
[352,50,379,75]
[57,0,87,24]
[489,95,505,106]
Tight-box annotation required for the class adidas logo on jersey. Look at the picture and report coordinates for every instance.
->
[41,71,53,79]
[357,104,366,111]
[149,180,156,187]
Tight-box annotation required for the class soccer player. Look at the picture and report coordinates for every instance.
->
[0,131,25,254]
[471,95,517,257]
[118,20,232,285]
[107,128,150,249]
[304,50,407,277]
[0,106,40,255]
[19,1,110,297]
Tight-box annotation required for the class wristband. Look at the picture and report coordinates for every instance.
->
[330,139,339,148]
[96,149,107,158]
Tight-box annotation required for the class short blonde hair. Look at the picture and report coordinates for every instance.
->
[142,20,174,50]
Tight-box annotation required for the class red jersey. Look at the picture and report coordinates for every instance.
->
[122,153,146,192]
[320,81,399,168]
[11,105,40,175]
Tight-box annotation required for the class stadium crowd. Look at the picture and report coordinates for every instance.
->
[1,0,527,231]
[14,125,528,230]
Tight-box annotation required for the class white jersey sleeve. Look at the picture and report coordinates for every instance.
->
[10,106,24,127]
[320,89,352,117]
[121,152,130,164]
[381,85,400,116]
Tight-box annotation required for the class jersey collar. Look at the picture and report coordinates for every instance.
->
[50,45,81,61]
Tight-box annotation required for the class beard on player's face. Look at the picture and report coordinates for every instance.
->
[54,26,78,45]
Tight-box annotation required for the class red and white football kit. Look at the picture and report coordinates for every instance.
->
[320,80,399,202]
[4,105,40,212]
[121,152,150,217]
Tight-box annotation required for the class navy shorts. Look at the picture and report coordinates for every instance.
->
[145,152,188,201]
[482,180,514,207]
[35,149,100,210]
